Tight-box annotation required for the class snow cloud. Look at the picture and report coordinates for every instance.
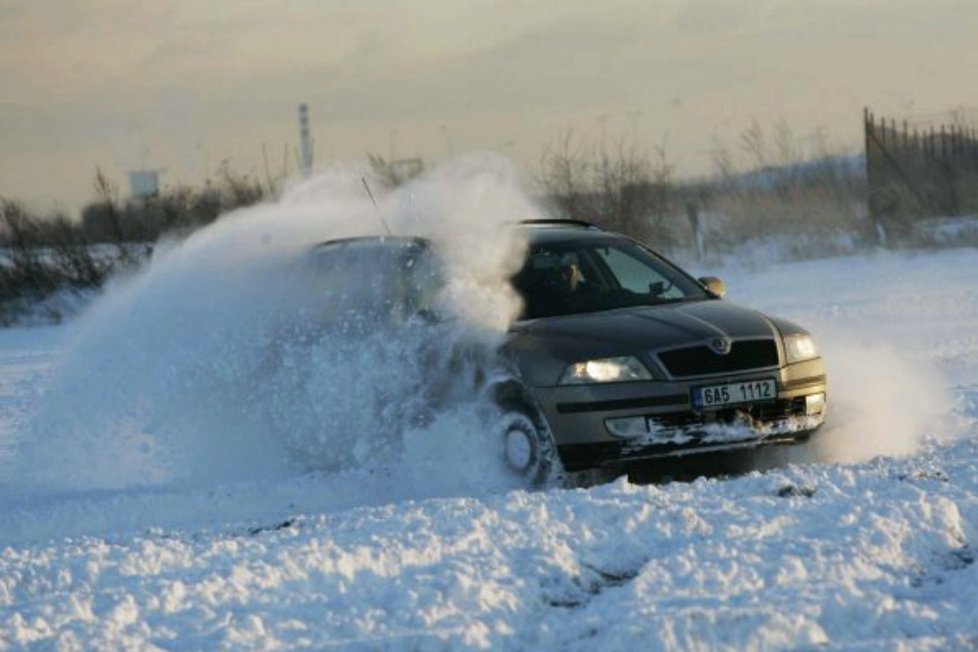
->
[9,154,539,494]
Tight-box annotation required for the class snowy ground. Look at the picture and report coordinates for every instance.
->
[1,246,977,650]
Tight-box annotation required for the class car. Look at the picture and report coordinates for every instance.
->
[308,219,827,486]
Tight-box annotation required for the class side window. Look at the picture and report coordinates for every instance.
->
[596,246,684,298]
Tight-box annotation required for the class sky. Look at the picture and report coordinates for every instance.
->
[2,0,978,214]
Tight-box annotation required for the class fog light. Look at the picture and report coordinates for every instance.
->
[805,393,826,416]
[605,417,649,439]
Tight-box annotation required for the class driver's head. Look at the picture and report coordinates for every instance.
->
[558,253,584,292]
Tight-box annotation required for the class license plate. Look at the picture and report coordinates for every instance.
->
[692,379,777,409]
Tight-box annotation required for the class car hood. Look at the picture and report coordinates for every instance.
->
[506,300,782,385]
[513,299,778,348]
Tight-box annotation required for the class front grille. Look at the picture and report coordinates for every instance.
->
[657,339,779,378]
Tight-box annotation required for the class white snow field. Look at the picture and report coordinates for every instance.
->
[1,163,977,649]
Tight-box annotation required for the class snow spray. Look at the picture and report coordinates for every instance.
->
[10,154,539,492]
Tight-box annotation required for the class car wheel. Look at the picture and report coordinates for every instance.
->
[497,399,560,488]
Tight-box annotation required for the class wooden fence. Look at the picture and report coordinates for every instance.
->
[865,108,978,233]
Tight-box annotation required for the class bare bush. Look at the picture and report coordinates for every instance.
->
[2,165,272,323]
[1,200,53,301]
[668,120,870,259]
[81,164,267,245]
[1,200,120,324]
[538,130,676,246]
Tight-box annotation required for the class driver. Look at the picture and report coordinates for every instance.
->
[538,252,598,315]
[543,253,583,294]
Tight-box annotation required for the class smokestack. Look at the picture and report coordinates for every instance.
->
[298,103,313,177]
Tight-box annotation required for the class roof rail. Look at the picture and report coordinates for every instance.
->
[518,218,600,229]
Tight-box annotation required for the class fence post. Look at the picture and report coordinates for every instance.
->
[866,109,893,246]
[864,108,880,245]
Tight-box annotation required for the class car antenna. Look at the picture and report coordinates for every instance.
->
[361,177,392,237]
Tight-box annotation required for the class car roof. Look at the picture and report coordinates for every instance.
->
[518,219,625,245]
[522,226,606,245]
[310,220,619,249]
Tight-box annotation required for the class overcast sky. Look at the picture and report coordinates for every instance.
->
[2,0,977,213]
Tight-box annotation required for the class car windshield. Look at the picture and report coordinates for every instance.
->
[512,238,709,319]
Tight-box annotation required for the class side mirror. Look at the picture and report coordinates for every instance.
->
[698,276,726,299]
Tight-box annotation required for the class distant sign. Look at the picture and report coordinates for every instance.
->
[128,170,160,199]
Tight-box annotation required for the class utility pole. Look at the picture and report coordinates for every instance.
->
[298,104,313,177]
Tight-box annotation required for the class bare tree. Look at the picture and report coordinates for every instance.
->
[538,129,675,245]
[740,118,767,170]
[773,120,799,168]
[710,137,736,182]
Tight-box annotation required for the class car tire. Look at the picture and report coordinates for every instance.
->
[497,398,560,488]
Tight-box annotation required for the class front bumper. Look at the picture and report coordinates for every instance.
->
[531,359,827,471]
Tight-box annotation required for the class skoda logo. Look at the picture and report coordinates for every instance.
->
[710,337,732,355]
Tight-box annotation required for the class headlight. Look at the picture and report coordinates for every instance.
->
[559,356,652,385]
[784,334,818,363]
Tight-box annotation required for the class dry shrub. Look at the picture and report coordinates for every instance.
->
[538,130,676,246]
